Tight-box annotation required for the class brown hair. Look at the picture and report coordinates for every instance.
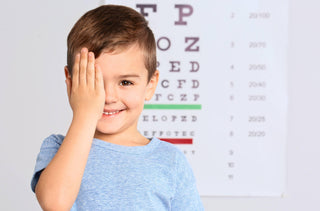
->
[67,5,156,81]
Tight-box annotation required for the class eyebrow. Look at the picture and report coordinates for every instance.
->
[118,74,141,78]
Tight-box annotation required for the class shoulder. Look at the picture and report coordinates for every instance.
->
[151,137,190,169]
[152,137,182,153]
[153,138,203,209]
[40,134,65,148]
[151,137,185,158]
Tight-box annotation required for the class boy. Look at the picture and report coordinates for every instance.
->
[31,5,203,210]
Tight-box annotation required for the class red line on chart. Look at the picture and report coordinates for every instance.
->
[160,138,193,144]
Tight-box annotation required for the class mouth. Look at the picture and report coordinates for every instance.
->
[103,111,120,115]
[102,109,125,117]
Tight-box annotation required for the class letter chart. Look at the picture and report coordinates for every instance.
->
[106,0,288,196]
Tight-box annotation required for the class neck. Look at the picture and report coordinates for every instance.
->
[94,129,150,146]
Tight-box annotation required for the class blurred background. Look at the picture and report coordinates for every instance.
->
[0,0,319,210]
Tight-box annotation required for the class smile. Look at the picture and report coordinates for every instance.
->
[103,110,120,115]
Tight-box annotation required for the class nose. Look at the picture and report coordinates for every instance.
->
[104,83,118,104]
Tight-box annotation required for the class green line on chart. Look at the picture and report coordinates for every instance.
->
[144,104,202,110]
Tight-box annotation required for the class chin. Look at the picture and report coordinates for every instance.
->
[95,125,120,136]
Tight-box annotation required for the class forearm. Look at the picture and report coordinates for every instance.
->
[35,115,97,210]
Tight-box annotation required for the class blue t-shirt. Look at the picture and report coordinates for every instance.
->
[31,134,204,210]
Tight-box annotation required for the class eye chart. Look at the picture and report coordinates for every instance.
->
[106,0,288,196]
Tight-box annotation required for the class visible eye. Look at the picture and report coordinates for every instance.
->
[120,80,133,86]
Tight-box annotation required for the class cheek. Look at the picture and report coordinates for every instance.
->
[120,87,147,107]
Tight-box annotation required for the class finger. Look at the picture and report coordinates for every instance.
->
[79,48,88,85]
[72,53,80,89]
[87,52,95,88]
[95,64,105,93]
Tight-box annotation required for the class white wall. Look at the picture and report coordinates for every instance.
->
[0,0,319,210]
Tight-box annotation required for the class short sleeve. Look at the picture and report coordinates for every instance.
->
[171,151,204,211]
[30,134,64,192]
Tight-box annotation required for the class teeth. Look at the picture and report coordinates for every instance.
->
[103,111,120,115]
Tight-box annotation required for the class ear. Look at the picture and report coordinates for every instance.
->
[145,70,159,101]
[64,66,72,100]
[64,66,71,80]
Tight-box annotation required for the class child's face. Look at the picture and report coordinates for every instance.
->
[93,44,158,139]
